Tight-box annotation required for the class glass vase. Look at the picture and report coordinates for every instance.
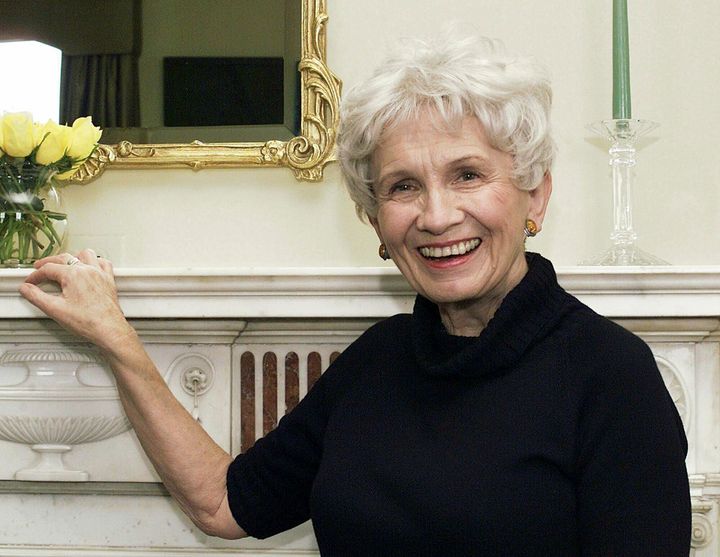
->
[0,163,67,268]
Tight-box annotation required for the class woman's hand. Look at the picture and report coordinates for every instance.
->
[18,249,136,354]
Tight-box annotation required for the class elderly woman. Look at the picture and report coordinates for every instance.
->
[20,33,689,555]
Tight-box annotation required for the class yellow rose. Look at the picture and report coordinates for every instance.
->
[1,112,36,157]
[32,120,48,145]
[35,121,73,165]
[67,116,102,161]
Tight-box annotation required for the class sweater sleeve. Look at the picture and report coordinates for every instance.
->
[223,322,376,539]
[575,324,691,556]
[225,356,341,539]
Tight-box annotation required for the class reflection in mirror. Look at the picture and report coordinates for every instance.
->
[126,0,302,145]
[0,0,341,181]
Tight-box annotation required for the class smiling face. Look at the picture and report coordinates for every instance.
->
[370,111,552,334]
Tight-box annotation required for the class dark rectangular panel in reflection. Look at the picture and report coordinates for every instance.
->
[163,56,284,126]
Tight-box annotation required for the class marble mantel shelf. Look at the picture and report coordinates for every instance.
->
[0,265,719,320]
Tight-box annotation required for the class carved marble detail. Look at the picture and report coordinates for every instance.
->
[655,355,691,432]
[238,348,339,452]
[166,353,216,422]
[181,367,212,396]
[691,500,717,554]
[0,348,129,481]
[693,511,714,550]
[0,415,129,446]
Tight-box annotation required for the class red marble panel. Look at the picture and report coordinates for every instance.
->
[240,351,255,453]
[285,352,300,413]
[262,352,278,435]
[308,351,322,390]
[330,351,341,364]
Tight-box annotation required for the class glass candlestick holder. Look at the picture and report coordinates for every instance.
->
[581,118,669,266]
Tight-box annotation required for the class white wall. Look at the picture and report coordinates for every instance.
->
[63,0,720,268]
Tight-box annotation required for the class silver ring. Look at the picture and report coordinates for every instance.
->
[66,256,80,266]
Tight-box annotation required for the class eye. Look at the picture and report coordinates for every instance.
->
[376,180,417,202]
[458,171,480,182]
[390,182,414,193]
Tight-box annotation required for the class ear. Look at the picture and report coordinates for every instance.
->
[368,215,384,244]
[527,172,553,232]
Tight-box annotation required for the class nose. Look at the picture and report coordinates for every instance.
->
[415,185,464,235]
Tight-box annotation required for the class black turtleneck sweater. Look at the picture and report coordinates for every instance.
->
[227,253,690,556]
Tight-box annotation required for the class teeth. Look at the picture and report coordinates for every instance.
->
[419,239,480,258]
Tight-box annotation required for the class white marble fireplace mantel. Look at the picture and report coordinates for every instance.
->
[0,265,718,557]
[1,264,719,319]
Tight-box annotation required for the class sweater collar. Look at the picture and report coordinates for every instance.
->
[411,252,570,378]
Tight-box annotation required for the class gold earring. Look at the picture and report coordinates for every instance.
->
[524,219,538,238]
[378,243,391,260]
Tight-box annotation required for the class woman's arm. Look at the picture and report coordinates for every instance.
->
[575,334,691,555]
[19,250,246,539]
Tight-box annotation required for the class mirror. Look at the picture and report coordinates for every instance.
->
[1,0,341,182]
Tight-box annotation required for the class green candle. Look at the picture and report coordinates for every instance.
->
[612,0,632,119]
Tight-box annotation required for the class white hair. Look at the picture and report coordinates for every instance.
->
[336,32,556,219]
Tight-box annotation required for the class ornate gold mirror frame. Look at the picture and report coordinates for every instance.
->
[75,0,341,183]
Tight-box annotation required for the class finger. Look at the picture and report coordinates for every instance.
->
[77,248,100,266]
[18,282,65,316]
[97,257,114,274]
[24,262,69,286]
[34,252,75,269]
